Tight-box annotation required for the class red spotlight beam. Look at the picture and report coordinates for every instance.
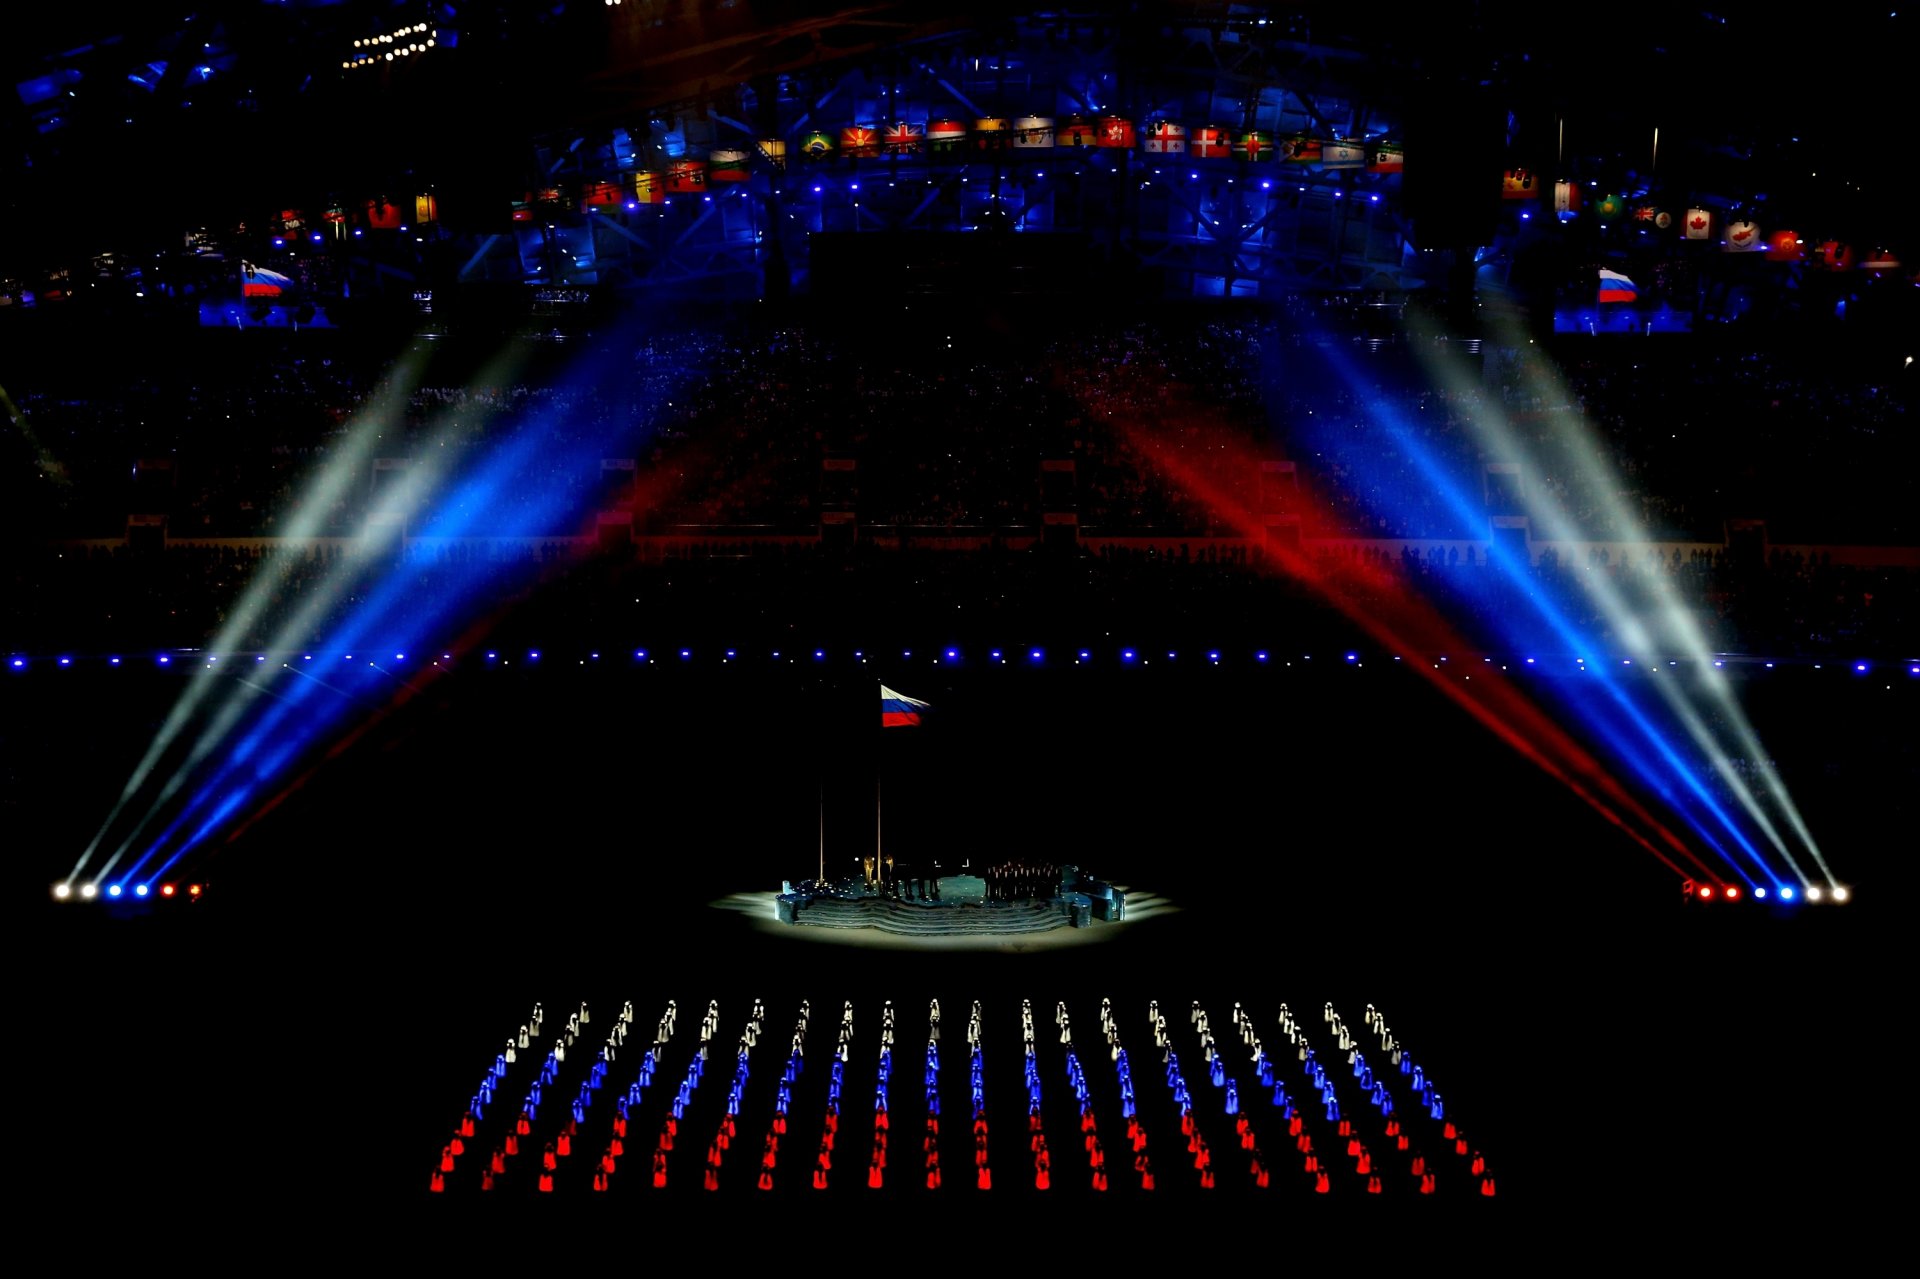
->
[1087,388,1719,886]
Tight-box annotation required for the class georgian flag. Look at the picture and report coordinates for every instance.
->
[1597,268,1637,304]
[880,684,931,728]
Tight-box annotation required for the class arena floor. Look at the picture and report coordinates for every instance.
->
[17,656,1900,1248]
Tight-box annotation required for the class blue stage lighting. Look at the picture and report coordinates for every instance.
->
[1122,649,1136,662]
[134,883,149,897]
[304,655,312,661]
[1753,886,1767,899]
[256,655,266,663]
[1208,651,1220,663]
[1854,662,1868,673]
[1166,651,1177,660]
[990,650,1003,660]
[1079,650,1090,661]
[903,650,911,659]
[110,657,121,665]
[395,653,405,661]
[528,651,539,661]
[636,650,648,660]
[814,650,824,660]
[591,652,599,660]
[679,649,690,660]
[1256,651,1268,661]
[108,884,123,897]
[59,657,71,666]
[1778,886,1796,901]
[1030,649,1043,661]
[9,658,24,669]
[157,655,170,665]
[486,652,498,661]
[727,650,737,659]
[1346,653,1358,663]
[946,649,958,660]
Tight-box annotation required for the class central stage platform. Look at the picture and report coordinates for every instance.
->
[776,868,1125,936]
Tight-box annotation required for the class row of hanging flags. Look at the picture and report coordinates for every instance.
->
[1504,169,1903,278]
[250,132,1900,288]
[253,121,1397,237]
[560,119,1397,210]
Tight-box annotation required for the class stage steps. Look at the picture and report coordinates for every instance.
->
[786,896,1069,937]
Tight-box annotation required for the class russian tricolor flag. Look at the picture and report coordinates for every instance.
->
[241,262,294,297]
[881,684,931,728]
[1597,268,1637,304]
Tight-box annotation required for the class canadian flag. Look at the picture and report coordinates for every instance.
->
[1684,208,1712,240]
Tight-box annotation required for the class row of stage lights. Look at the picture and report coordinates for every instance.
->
[8,650,1916,673]
[52,881,203,902]
[344,23,435,69]
[1685,881,1850,904]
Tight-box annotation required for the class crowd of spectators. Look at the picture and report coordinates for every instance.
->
[6,534,1912,660]
[4,307,1912,657]
[7,311,1910,543]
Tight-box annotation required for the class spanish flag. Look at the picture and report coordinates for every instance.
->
[881,684,931,728]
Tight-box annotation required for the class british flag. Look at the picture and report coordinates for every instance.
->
[883,122,923,154]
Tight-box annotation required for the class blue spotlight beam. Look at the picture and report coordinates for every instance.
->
[66,353,436,885]
[1421,314,1831,889]
[1302,343,1776,888]
[118,324,695,881]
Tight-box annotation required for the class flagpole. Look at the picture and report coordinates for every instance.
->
[818,780,825,885]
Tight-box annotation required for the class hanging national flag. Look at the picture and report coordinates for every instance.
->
[240,261,294,297]
[881,684,931,728]
[1597,268,1637,303]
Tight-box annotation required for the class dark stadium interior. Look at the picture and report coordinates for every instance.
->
[5,0,1909,1252]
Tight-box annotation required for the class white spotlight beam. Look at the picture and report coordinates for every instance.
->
[91,381,510,882]
[83,345,530,882]
[1413,317,1828,886]
[68,349,430,882]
